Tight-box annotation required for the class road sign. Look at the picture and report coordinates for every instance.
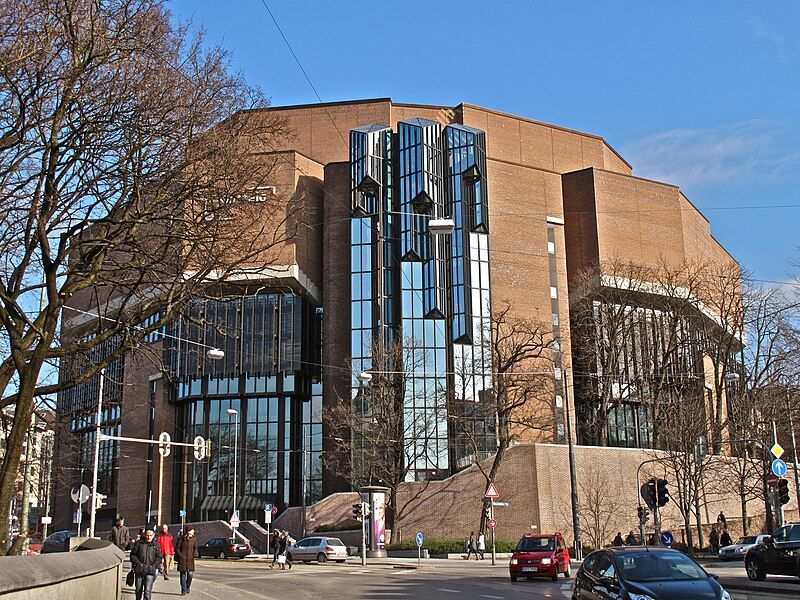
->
[179,509,187,518]
[416,532,424,547]
[271,506,278,515]
[230,513,240,528]
[488,518,497,529]
[492,501,509,507]
[70,484,90,504]
[484,482,500,499]
[264,509,272,524]
[40,516,52,525]
[772,458,788,478]
[265,503,273,512]
[771,443,784,459]
[767,473,779,488]
[660,531,674,547]
[158,431,172,457]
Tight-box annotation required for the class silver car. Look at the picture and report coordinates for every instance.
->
[286,536,348,563]
[718,534,769,560]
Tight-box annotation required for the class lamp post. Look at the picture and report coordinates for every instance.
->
[563,369,582,560]
[227,408,239,535]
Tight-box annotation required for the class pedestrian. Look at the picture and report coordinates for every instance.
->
[466,531,478,560]
[612,532,625,547]
[278,530,292,570]
[717,511,727,529]
[709,526,720,554]
[720,530,732,548]
[157,524,175,581]
[110,516,130,552]
[269,529,282,570]
[625,530,637,546]
[130,527,163,600]
[477,531,486,560]
[174,525,198,596]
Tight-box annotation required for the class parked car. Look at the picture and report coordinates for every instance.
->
[197,537,252,559]
[26,537,43,555]
[41,531,79,554]
[286,536,348,563]
[718,534,769,561]
[745,522,800,580]
[573,547,732,600]
[509,532,571,581]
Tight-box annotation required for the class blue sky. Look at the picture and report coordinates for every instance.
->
[170,0,800,284]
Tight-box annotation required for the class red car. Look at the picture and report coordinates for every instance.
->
[509,533,571,581]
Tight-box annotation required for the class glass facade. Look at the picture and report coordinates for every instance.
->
[349,119,496,481]
[166,291,322,523]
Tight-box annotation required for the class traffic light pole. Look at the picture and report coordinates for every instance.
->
[360,506,367,566]
[89,368,105,538]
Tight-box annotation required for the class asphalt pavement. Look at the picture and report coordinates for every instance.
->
[119,556,799,600]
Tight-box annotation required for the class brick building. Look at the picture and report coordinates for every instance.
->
[52,98,742,536]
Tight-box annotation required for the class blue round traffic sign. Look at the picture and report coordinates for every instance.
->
[416,532,424,547]
[660,531,674,547]
[772,458,788,478]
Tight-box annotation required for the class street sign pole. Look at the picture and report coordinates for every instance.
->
[89,368,105,538]
[416,532,423,566]
[360,508,367,566]
[490,503,496,566]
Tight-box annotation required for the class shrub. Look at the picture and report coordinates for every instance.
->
[387,537,517,554]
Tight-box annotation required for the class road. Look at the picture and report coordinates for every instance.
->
[119,556,800,600]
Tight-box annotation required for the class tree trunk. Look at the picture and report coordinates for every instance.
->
[740,486,749,536]
[694,493,704,549]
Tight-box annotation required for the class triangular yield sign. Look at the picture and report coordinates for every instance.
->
[484,482,500,498]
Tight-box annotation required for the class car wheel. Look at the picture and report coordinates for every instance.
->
[510,574,517,582]
[317,552,328,563]
[218,551,226,560]
[746,558,765,581]
[564,562,571,578]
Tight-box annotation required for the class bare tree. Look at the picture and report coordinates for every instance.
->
[0,0,293,553]
[576,466,628,550]
[449,301,554,530]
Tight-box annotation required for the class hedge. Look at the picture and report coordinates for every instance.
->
[387,537,517,554]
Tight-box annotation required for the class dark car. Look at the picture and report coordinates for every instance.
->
[572,547,732,600]
[509,532,571,581]
[41,531,79,554]
[197,537,252,559]
[744,522,800,581]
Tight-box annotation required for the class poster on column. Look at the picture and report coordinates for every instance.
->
[373,492,386,550]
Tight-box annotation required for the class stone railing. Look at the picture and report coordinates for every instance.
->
[0,539,124,599]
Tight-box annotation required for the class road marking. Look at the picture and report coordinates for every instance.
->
[437,590,461,594]
[479,596,504,599]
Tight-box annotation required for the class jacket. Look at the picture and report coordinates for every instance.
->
[157,532,174,556]
[174,534,198,572]
[130,539,163,576]
[109,524,130,550]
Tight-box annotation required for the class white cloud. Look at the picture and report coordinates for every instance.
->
[622,120,800,188]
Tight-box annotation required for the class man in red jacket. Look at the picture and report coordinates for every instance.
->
[156,524,175,580]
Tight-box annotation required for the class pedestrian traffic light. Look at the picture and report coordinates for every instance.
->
[640,479,657,510]
[637,505,650,525]
[94,493,107,510]
[352,503,363,522]
[361,501,371,518]
[656,479,670,507]
[482,502,491,521]
[778,478,790,505]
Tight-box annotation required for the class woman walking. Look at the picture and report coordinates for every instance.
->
[278,531,292,570]
[174,526,198,596]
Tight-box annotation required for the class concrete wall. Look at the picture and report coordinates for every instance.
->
[0,543,123,600]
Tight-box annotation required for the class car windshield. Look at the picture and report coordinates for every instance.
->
[516,537,555,552]
[738,536,757,544]
[618,552,708,582]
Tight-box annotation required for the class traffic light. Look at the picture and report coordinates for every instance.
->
[778,478,790,506]
[352,503,363,522]
[94,493,107,510]
[362,501,371,518]
[637,506,650,525]
[640,479,657,510]
[656,479,670,507]
[482,501,491,521]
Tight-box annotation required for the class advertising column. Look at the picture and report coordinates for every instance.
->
[360,485,389,558]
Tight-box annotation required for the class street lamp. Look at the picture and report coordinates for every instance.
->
[206,348,225,361]
[428,218,456,235]
[358,371,373,384]
[227,408,239,534]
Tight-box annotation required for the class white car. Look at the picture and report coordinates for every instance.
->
[286,536,348,563]
[718,534,769,560]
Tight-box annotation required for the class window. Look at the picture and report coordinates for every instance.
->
[592,553,615,579]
